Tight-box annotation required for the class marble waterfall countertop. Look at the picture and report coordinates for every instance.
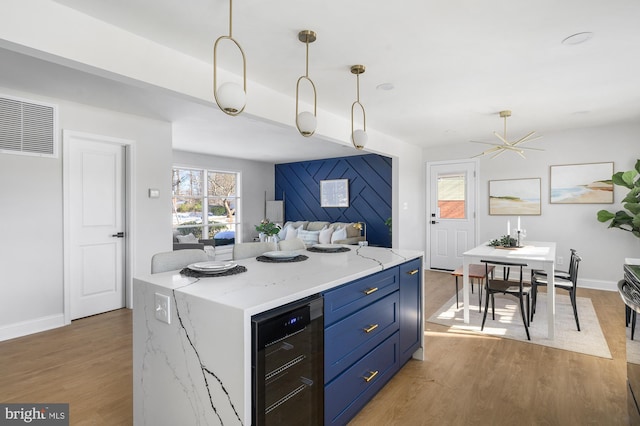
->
[137,245,424,316]
[133,245,423,425]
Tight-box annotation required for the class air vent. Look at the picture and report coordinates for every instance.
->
[0,95,58,158]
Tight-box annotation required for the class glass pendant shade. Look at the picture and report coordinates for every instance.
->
[216,82,246,114]
[297,111,317,136]
[352,129,368,150]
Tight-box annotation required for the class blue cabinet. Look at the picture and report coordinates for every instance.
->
[399,258,422,365]
[324,333,399,425]
[323,257,422,425]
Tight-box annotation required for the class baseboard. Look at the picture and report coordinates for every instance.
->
[577,278,618,292]
[0,314,66,342]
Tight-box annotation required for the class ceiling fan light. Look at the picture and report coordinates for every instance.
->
[352,129,367,149]
[217,82,246,114]
[297,111,317,136]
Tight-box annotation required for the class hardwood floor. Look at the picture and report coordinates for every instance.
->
[0,270,628,425]
[350,270,628,426]
[0,309,133,425]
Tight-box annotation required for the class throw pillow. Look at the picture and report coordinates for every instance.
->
[176,233,198,243]
[278,223,291,240]
[297,229,320,246]
[285,225,302,240]
[331,226,347,243]
[318,227,334,244]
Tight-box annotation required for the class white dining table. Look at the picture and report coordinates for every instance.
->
[462,241,557,339]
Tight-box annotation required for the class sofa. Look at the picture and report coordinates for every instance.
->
[172,230,238,260]
[278,220,364,246]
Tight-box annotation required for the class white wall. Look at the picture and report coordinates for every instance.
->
[172,150,275,243]
[424,122,640,290]
[0,87,173,340]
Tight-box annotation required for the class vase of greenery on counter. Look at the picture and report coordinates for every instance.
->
[256,219,281,243]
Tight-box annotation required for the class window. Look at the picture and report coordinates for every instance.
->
[437,173,466,219]
[172,167,240,243]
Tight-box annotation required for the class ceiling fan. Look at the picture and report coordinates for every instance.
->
[471,110,543,159]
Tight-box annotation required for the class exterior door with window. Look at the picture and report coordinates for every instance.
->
[428,161,477,270]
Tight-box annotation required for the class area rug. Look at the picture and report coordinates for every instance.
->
[427,292,612,359]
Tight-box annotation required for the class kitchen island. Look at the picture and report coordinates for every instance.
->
[133,246,424,425]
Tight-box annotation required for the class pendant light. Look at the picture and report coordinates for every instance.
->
[213,0,247,116]
[350,65,367,150]
[295,30,318,137]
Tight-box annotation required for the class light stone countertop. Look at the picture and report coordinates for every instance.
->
[135,245,423,316]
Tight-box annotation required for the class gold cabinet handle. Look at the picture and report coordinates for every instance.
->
[363,324,379,333]
[363,370,379,382]
[363,287,378,295]
[407,269,419,275]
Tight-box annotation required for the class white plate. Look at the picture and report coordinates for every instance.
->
[262,251,299,259]
[188,261,237,272]
[313,244,343,250]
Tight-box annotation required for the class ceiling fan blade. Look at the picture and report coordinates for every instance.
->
[511,131,536,145]
[501,145,526,153]
[493,131,510,145]
[472,146,502,157]
[490,148,508,159]
[517,145,545,151]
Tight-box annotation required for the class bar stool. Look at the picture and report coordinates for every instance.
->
[451,264,495,312]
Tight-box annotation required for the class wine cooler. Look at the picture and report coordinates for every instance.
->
[251,294,324,425]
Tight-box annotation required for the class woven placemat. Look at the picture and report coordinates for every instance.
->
[307,246,351,253]
[180,265,247,278]
[256,255,308,263]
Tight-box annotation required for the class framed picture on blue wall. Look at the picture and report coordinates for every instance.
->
[320,179,349,207]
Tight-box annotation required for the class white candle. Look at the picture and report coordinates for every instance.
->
[517,216,521,231]
[507,220,511,236]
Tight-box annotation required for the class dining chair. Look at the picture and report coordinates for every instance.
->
[151,249,209,274]
[277,237,306,251]
[531,253,582,331]
[480,260,531,340]
[451,264,495,311]
[232,241,277,260]
[531,248,577,281]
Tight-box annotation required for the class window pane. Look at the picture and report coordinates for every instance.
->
[208,172,237,197]
[173,169,203,197]
[173,196,203,226]
[437,173,465,219]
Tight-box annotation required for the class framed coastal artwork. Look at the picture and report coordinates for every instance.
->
[489,178,541,215]
[550,162,614,204]
[320,179,349,207]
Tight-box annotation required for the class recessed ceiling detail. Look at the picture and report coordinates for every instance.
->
[562,32,594,45]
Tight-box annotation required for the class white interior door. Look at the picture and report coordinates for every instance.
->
[66,134,125,320]
[428,161,477,270]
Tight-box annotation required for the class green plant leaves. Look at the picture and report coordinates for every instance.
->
[597,210,615,222]
[597,160,640,238]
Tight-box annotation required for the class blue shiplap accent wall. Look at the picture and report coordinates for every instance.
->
[275,154,392,247]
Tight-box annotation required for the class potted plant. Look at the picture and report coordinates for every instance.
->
[597,159,640,238]
[255,219,281,242]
